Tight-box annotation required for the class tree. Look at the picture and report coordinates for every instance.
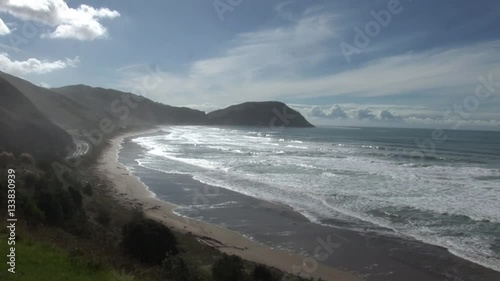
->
[212,254,246,281]
[36,191,64,225]
[0,152,15,168]
[68,186,83,208]
[253,265,281,281]
[162,256,201,281]
[122,218,179,264]
[82,183,93,196]
[20,153,35,165]
[23,172,38,188]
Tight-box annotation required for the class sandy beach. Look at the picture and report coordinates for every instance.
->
[96,129,361,281]
[95,128,500,281]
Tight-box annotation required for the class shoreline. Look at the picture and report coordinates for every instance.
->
[96,127,500,281]
[96,128,361,281]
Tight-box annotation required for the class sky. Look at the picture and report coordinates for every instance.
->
[0,0,499,130]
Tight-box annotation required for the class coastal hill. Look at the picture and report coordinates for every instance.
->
[53,87,314,128]
[208,101,314,127]
[52,85,208,127]
[0,72,314,137]
[0,71,102,130]
[0,77,74,160]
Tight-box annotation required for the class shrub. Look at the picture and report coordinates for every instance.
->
[162,256,202,281]
[20,153,35,165]
[35,186,83,226]
[23,172,38,188]
[36,190,65,225]
[122,218,179,265]
[96,206,111,226]
[63,212,90,237]
[68,186,83,208]
[18,194,46,225]
[0,152,15,168]
[37,160,51,171]
[212,254,246,281]
[253,265,281,281]
[82,183,93,196]
[34,177,49,192]
[56,188,78,219]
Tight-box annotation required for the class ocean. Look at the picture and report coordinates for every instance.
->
[125,125,500,272]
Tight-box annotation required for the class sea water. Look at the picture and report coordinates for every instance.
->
[130,126,500,271]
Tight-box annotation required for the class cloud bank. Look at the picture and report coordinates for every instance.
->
[295,103,500,130]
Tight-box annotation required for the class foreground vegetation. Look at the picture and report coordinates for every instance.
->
[0,151,321,281]
[0,233,126,281]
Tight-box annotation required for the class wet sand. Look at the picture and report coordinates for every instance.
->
[97,129,500,281]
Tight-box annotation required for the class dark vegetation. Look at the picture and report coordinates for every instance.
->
[212,254,246,281]
[122,218,179,264]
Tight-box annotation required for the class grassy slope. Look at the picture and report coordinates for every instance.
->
[0,234,133,281]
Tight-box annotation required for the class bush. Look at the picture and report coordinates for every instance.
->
[20,153,35,165]
[63,212,90,237]
[23,172,38,188]
[37,160,51,171]
[122,218,179,265]
[56,188,78,219]
[253,265,281,281]
[18,194,46,225]
[82,183,93,196]
[0,152,15,168]
[35,186,83,226]
[96,207,111,226]
[68,186,83,208]
[34,177,49,192]
[36,190,65,225]
[212,254,246,281]
[162,256,202,281]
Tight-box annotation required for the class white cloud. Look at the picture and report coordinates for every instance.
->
[115,13,339,104]
[0,17,10,35]
[0,0,120,41]
[39,81,50,88]
[0,53,79,75]
[114,10,500,110]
